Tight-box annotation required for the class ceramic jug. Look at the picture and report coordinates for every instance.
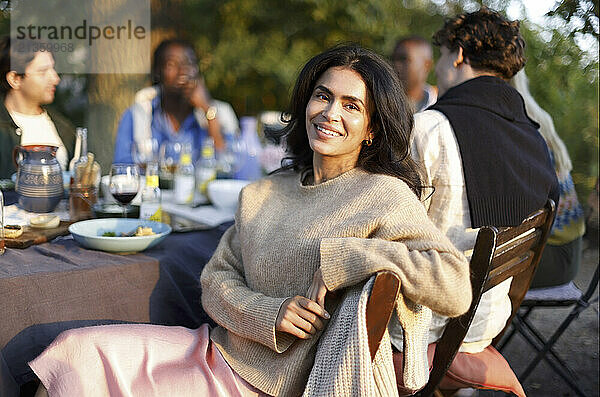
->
[14,145,63,213]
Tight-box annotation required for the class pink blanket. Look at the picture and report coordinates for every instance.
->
[29,324,269,397]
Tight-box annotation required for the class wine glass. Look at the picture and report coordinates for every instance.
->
[109,164,140,218]
[132,138,158,175]
[217,133,246,178]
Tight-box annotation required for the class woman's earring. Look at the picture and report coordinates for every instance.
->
[363,138,373,146]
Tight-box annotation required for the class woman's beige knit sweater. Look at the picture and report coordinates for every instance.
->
[200,167,471,396]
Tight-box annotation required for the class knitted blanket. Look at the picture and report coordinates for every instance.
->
[303,275,432,396]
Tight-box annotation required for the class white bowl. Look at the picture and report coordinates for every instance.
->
[207,179,250,211]
[69,218,171,253]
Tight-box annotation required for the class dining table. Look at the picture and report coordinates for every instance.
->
[0,189,231,397]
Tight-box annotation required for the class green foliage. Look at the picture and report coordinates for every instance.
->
[177,0,446,115]
[179,0,598,200]
[520,23,599,199]
[0,0,597,200]
[547,0,599,39]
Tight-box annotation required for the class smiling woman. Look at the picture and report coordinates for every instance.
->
[274,44,423,197]
[28,44,471,397]
[305,67,373,183]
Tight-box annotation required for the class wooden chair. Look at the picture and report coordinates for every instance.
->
[365,199,556,395]
[366,271,402,360]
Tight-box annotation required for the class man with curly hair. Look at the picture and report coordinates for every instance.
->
[402,8,559,359]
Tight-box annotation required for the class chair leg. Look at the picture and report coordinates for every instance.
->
[516,314,578,379]
[515,309,590,397]
[520,303,586,381]
[497,306,534,352]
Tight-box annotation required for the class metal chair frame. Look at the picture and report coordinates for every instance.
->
[498,265,599,397]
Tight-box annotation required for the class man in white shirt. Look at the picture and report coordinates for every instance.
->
[406,8,558,354]
[0,36,74,178]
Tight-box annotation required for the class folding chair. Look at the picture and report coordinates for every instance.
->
[366,200,556,396]
[497,264,599,397]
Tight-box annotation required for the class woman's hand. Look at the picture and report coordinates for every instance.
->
[185,77,211,111]
[306,267,328,308]
[185,77,225,151]
[275,296,330,339]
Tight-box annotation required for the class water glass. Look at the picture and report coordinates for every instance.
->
[132,138,158,174]
[217,134,246,178]
[69,186,98,221]
[159,141,182,189]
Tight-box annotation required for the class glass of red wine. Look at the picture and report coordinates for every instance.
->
[109,164,140,218]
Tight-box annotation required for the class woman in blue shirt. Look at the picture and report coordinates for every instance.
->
[113,39,237,164]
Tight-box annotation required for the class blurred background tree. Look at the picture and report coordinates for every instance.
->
[0,0,597,198]
[518,0,598,199]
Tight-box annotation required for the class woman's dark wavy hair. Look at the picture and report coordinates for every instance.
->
[272,44,423,198]
[433,7,525,79]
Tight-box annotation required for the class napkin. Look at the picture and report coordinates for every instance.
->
[161,201,234,227]
[3,203,70,226]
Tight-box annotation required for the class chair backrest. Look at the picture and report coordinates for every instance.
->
[418,199,556,396]
[489,199,557,344]
[365,199,556,391]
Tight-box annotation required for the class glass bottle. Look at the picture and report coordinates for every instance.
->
[217,132,245,179]
[196,138,217,203]
[139,162,162,221]
[173,143,195,205]
[69,127,88,172]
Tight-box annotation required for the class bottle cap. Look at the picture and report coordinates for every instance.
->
[180,153,192,165]
[146,174,159,187]
[201,145,214,158]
